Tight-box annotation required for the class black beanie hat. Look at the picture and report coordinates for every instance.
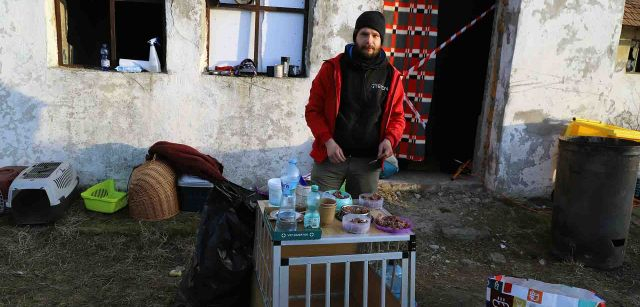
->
[353,11,386,43]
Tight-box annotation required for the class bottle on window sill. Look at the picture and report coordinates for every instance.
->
[100,43,110,71]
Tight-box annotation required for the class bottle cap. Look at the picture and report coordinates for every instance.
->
[289,158,297,164]
[311,185,319,192]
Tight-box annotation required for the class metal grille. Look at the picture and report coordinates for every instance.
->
[53,167,73,189]
[22,162,61,179]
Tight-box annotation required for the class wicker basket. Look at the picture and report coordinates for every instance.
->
[128,158,179,221]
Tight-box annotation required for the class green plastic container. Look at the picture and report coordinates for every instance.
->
[81,179,128,213]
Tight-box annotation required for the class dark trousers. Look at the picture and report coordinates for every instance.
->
[311,157,382,198]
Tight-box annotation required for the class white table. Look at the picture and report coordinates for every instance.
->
[253,200,416,307]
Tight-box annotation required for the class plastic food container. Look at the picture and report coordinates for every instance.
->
[81,179,128,213]
[358,193,384,209]
[374,216,413,234]
[337,205,370,221]
[342,214,371,234]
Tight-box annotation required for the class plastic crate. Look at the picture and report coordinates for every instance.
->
[564,118,640,142]
[81,179,127,213]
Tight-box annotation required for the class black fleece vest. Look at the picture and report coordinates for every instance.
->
[334,48,393,158]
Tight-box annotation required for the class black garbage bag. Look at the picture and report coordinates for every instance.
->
[175,181,257,307]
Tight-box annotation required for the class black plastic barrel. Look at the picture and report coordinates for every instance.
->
[552,136,640,270]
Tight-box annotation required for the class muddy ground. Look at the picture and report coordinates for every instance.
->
[1,184,639,306]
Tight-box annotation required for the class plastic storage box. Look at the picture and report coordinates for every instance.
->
[81,179,127,213]
[564,118,640,142]
[177,175,214,212]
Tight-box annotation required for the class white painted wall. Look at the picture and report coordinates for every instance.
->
[0,0,382,189]
[480,0,634,197]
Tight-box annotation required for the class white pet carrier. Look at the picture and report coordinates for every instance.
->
[7,161,79,224]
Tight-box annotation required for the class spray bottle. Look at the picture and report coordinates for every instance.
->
[147,37,161,73]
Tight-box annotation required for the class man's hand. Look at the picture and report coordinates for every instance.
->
[377,139,393,160]
[325,138,346,163]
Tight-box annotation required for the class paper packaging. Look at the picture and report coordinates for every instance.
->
[486,275,605,307]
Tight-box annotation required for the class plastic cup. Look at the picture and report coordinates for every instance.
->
[268,178,282,206]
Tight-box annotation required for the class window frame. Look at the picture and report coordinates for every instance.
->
[53,0,166,69]
[206,0,310,77]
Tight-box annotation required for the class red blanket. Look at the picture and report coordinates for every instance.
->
[148,141,225,182]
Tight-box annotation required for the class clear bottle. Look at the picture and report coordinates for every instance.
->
[100,43,110,71]
[276,195,297,231]
[277,158,300,232]
[280,158,300,196]
[304,185,321,229]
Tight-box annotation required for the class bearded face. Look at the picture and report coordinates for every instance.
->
[354,27,382,59]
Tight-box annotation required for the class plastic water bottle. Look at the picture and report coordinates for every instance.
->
[276,195,297,231]
[100,43,110,71]
[280,158,300,196]
[277,158,300,231]
[304,185,320,229]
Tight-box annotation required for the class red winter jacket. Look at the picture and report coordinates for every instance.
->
[305,53,406,163]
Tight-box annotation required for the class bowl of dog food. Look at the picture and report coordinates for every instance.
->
[342,214,371,234]
[374,215,413,234]
[336,205,370,221]
[358,192,384,209]
[322,190,353,211]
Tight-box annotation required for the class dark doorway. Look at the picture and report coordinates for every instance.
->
[425,0,496,173]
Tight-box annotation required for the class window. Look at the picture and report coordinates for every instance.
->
[54,0,166,70]
[627,40,640,73]
[207,0,309,76]
[622,0,640,73]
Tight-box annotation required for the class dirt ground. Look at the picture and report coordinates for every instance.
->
[1,183,639,306]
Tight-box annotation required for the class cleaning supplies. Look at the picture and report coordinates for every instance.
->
[147,37,161,73]
[117,38,161,73]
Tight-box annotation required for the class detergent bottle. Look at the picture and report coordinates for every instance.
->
[147,37,161,73]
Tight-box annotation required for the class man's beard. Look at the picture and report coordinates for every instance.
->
[355,43,381,59]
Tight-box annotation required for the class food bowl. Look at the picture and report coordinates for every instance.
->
[374,215,413,234]
[358,193,384,209]
[336,205,370,221]
[342,214,371,234]
[322,190,353,211]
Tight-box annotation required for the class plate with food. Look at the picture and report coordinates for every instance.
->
[374,215,413,234]
[268,210,304,223]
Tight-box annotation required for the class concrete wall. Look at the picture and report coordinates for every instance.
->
[479,0,633,197]
[0,0,381,189]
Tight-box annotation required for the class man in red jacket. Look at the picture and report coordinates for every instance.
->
[305,11,406,197]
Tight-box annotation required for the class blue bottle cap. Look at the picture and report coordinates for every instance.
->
[289,158,297,164]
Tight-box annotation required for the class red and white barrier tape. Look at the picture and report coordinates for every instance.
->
[401,4,497,130]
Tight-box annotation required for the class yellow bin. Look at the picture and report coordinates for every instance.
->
[564,118,640,142]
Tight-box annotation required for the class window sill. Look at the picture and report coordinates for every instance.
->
[203,71,308,79]
[49,65,169,75]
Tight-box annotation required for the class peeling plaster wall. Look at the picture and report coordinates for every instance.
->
[0,0,381,189]
[483,0,628,197]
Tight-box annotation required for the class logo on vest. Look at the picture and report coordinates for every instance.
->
[371,83,389,91]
